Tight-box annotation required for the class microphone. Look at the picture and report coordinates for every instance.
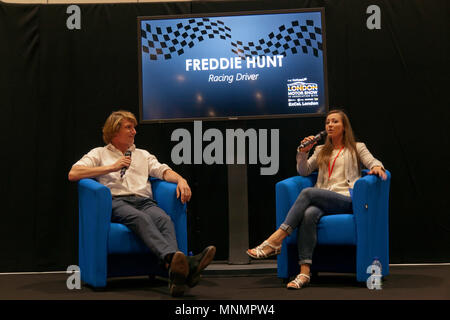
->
[298,130,327,150]
[120,151,132,178]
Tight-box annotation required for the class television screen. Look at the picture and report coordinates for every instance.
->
[138,8,328,123]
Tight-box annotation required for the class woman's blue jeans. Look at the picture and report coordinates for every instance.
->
[280,187,353,265]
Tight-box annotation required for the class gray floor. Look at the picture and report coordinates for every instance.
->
[0,262,449,300]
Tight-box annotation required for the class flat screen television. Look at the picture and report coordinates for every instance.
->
[138,8,328,123]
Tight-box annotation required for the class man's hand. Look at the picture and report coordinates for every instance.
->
[111,155,131,172]
[176,178,192,204]
[68,159,129,181]
[163,169,192,204]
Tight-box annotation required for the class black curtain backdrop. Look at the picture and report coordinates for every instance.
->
[0,0,448,272]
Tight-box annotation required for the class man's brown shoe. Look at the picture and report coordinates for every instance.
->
[168,251,189,297]
[186,245,216,288]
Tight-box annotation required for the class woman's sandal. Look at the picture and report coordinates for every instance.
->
[246,240,281,259]
[286,273,311,290]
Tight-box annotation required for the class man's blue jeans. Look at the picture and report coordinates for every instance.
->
[111,196,178,262]
[280,187,353,265]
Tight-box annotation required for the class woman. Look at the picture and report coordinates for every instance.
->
[247,109,387,289]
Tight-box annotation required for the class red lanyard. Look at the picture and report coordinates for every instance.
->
[328,146,344,180]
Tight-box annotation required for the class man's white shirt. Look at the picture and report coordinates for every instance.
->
[73,143,171,198]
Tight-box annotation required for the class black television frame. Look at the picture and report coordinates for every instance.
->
[137,8,329,124]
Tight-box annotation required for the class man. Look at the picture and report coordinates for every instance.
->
[68,110,215,297]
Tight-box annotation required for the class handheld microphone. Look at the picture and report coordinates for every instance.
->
[298,130,327,149]
[120,151,132,178]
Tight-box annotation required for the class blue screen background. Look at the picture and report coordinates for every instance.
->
[140,11,326,121]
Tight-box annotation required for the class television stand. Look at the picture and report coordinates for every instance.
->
[227,163,251,265]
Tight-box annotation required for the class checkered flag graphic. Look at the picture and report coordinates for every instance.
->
[141,18,231,61]
[141,18,322,61]
[231,20,323,59]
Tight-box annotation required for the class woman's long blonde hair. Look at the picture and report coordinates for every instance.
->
[317,109,360,171]
[102,110,137,144]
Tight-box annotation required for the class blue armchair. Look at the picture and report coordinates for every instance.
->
[275,169,391,282]
[78,177,188,288]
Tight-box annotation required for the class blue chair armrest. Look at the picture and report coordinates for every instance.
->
[352,169,391,280]
[275,173,318,229]
[150,178,188,254]
[78,178,112,287]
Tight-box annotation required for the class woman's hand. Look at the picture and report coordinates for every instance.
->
[297,136,317,153]
[368,166,387,180]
